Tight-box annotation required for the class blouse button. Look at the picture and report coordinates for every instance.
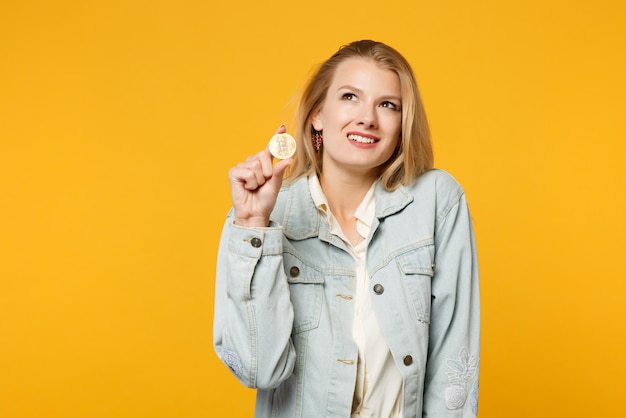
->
[403,355,413,366]
[250,237,262,248]
[373,284,384,295]
[289,266,300,277]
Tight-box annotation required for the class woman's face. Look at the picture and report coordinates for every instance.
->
[312,58,402,179]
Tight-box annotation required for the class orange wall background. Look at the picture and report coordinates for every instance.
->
[1,1,625,417]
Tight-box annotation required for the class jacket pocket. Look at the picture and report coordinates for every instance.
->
[283,252,324,334]
[396,245,434,324]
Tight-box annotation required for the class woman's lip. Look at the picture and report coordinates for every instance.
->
[346,132,379,148]
[347,132,380,142]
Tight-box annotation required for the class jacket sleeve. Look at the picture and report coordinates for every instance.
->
[213,215,297,389]
[423,190,480,417]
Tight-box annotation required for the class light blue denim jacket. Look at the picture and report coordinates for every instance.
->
[213,169,480,418]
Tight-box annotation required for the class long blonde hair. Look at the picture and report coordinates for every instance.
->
[284,40,433,190]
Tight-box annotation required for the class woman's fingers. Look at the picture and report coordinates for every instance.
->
[228,166,257,191]
[229,149,271,191]
[228,125,292,203]
[240,159,266,189]
[245,149,274,180]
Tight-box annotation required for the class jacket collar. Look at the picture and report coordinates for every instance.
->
[274,176,413,241]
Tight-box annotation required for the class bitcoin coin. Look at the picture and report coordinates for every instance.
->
[268,133,296,159]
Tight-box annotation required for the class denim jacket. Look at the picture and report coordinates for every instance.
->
[213,169,480,418]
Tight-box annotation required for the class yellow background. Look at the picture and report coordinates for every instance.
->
[1,0,625,417]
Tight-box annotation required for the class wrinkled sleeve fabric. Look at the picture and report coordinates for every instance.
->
[213,215,296,389]
[423,179,480,417]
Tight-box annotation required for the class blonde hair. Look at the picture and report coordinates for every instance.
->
[284,40,434,190]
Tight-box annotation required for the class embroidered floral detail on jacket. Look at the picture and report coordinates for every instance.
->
[445,384,468,409]
[221,348,245,379]
[470,378,479,415]
[444,347,479,413]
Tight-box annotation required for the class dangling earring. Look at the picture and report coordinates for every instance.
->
[312,129,323,151]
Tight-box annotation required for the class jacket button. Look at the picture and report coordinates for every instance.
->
[250,237,262,248]
[373,284,384,294]
[403,355,413,366]
[289,266,300,277]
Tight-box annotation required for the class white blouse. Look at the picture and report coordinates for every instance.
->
[308,176,403,418]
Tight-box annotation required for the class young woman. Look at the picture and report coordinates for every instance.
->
[213,40,480,418]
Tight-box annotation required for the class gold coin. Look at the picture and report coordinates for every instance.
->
[268,133,296,159]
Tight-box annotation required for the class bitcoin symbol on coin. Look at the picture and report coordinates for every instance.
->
[268,133,296,159]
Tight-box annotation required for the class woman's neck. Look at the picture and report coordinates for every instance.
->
[319,168,376,246]
[320,175,372,211]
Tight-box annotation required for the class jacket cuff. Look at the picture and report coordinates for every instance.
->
[228,221,284,257]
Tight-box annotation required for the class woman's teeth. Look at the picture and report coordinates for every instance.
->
[348,134,375,144]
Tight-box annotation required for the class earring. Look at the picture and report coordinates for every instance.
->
[312,129,323,151]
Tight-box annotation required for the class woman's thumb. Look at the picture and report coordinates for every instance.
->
[269,158,292,188]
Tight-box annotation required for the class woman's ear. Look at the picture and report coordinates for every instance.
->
[311,108,323,131]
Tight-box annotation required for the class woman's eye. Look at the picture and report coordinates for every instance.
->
[381,101,399,111]
[341,93,357,101]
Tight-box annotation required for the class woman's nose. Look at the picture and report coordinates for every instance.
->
[357,105,378,128]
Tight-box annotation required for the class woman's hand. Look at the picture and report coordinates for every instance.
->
[228,126,293,227]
